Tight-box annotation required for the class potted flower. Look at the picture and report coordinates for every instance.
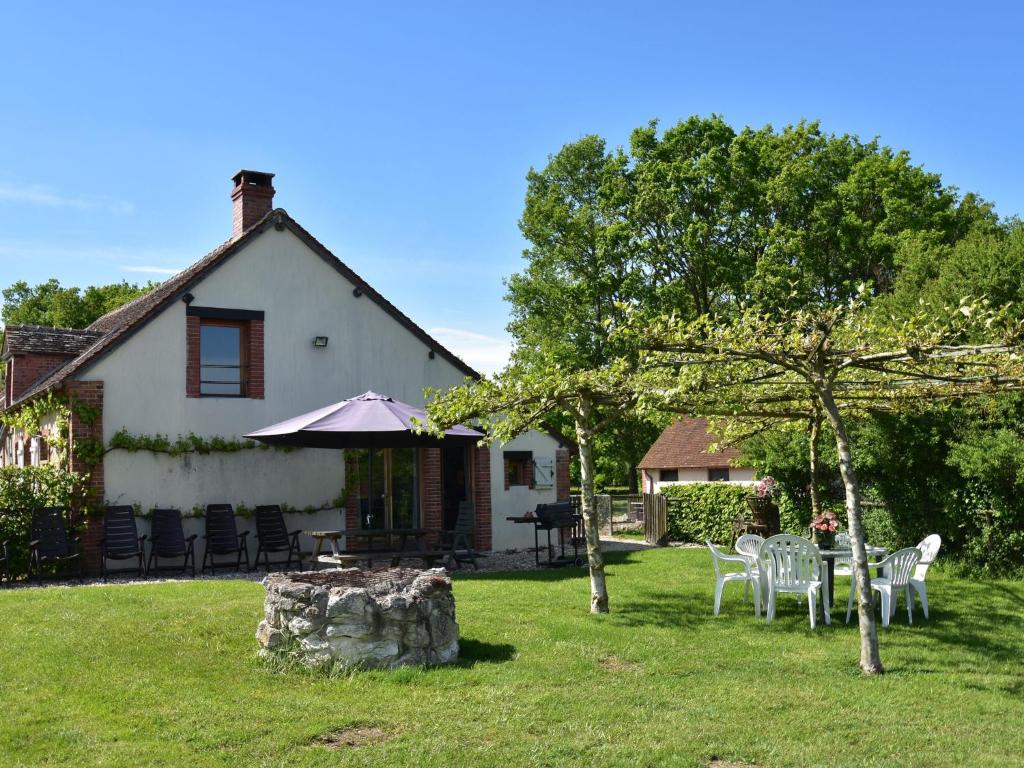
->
[745,476,780,535]
[810,511,839,549]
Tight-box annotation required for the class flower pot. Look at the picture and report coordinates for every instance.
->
[812,530,835,549]
[745,496,780,536]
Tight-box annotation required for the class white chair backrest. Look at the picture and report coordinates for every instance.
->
[735,533,764,560]
[913,534,941,579]
[707,540,729,578]
[762,534,821,588]
[834,532,851,565]
[882,547,922,588]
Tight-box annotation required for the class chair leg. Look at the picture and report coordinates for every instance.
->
[879,587,891,628]
[917,581,929,620]
[752,578,761,618]
[766,588,775,625]
[713,578,724,616]
[808,588,817,630]
[905,585,913,625]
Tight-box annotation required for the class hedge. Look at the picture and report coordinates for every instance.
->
[0,465,81,578]
[661,483,752,545]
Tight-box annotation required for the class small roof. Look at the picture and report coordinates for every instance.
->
[245,391,483,449]
[637,417,747,470]
[1,325,103,359]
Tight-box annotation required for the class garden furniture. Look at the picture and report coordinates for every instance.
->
[254,505,305,571]
[846,546,921,628]
[909,534,942,619]
[518,501,583,567]
[734,532,765,604]
[100,505,147,578]
[28,507,81,582]
[707,540,761,617]
[0,536,8,586]
[761,534,829,629]
[148,508,197,576]
[443,501,480,569]
[202,505,250,573]
[816,541,888,607]
[309,528,447,568]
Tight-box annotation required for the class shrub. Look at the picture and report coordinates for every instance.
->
[661,483,751,545]
[0,465,81,578]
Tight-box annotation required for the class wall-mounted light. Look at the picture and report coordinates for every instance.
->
[181,292,195,305]
[352,287,363,298]
[312,336,329,348]
[428,350,436,359]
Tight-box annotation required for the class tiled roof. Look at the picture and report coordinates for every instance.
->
[637,417,748,470]
[7,208,480,408]
[2,325,104,358]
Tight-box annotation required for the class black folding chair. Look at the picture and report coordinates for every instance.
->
[442,501,479,570]
[101,505,147,578]
[28,507,81,582]
[0,537,9,586]
[254,505,304,571]
[202,504,250,573]
[147,508,197,576]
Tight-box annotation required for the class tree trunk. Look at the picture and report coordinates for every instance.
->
[575,395,609,613]
[627,462,639,495]
[815,383,883,674]
[808,406,823,518]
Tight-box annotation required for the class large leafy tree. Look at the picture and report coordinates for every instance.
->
[1,278,154,330]
[628,295,1024,673]
[431,136,644,613]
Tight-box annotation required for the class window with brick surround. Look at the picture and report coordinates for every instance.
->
[504,451,533,489]
[186,306,264,399]
[200,319,248,396]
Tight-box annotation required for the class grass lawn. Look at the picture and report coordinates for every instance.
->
[1,547,1022,768]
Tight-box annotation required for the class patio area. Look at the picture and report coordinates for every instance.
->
[0,545,1020,767]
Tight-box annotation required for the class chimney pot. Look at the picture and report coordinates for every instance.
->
[231,169,275,239]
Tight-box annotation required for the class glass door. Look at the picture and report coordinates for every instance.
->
[351,447,419,530]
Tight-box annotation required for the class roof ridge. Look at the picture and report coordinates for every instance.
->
[6,206,480,409]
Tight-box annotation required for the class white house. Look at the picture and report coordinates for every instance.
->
[0,170,571,570]
[638,417,755,493]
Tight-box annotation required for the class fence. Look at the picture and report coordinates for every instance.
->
[642,493,668,545]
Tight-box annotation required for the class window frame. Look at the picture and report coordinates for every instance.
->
[659,469,679,482]
[198,317,250,398]
[708,467,730,482]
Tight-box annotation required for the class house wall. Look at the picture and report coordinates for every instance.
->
[644,466,756,494]
[78,225,559,551]
[489,431,563,550]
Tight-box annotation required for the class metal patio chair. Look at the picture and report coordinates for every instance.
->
[101,505,147,578]
[254,505,304,571]
[202,504,250,573]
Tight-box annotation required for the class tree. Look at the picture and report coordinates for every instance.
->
[628,294,1024,673]
[1,278,154,330]
[429,136,644,613]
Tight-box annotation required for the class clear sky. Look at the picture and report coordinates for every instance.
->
[1,1,1022,373]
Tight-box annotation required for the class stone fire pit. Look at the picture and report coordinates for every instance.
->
[257,567,459,669]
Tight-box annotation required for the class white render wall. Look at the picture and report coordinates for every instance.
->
[488,431,562,551]
[643,467,756,494]
[78,225,561,550]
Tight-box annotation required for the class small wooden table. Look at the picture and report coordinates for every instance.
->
[818,545,888,607]
[309,529,447,569]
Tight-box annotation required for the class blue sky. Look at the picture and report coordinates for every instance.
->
[2,1,1022,373]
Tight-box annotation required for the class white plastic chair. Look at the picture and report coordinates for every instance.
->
[909,534,941,619]
[846,546,921,628]
[707,540,761,617]
[761,534,829,629]
[735,533,765,603]
[832,532,853,578]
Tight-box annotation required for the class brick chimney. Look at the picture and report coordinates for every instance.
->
[231,170,275,238]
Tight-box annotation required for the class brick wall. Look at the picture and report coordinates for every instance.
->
[248,319,265,399]
[556,447,571,502]
[421,448,443,533]
[65,380,105,575]
[472,446,492,551]
[7,353,72,404]
[185,316,200,397]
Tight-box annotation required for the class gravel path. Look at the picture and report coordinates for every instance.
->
[3,537,673,589]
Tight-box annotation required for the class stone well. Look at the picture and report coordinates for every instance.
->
[256,567,459,669]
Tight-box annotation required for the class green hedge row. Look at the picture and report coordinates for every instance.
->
[661,483,752,545]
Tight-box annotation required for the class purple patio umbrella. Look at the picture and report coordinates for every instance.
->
[244,391,483,449]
